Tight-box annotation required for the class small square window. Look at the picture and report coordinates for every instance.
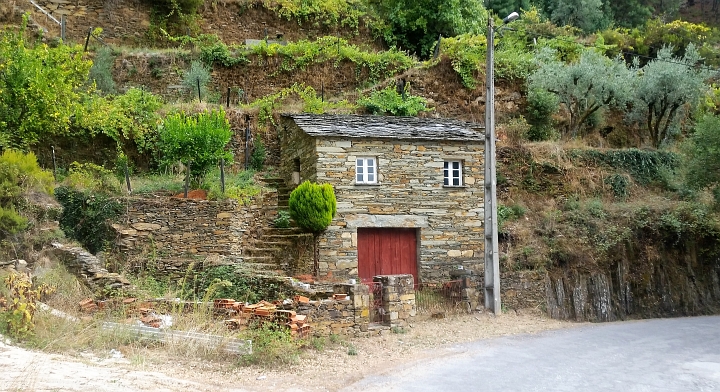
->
[444,161,462,187]
[356,157,377,184]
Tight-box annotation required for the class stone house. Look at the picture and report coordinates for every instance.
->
[278,114,485,284]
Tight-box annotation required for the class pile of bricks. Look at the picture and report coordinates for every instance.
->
[217,297,312,337]
[77,297,167,328]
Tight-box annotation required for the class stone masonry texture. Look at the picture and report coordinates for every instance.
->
[279,114,486,283]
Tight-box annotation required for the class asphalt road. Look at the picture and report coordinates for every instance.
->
[342,315,720,392]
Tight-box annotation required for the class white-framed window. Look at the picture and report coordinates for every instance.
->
[444,161,462,186]
[356,157,377,184]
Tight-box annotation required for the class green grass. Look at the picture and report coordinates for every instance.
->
[131,173,186,195]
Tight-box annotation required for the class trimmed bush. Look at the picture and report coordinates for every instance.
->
[288,181,337,233]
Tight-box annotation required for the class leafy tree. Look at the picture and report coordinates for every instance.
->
[373,0,488,58]
[487,0,530,18]
[631,44,707,148]
[528,48,632,137]
[0,19,92,150]
[158,109,233,178]
[606,0,652,28]
[684,114,720,192]
[550,0,609,33]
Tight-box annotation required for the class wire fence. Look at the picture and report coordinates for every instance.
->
[414,280,470,315]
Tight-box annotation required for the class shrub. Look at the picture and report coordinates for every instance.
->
[244,83,352,125]
[605,174,630,199]
[182,60,211,101]
[684,114,720,191]
[274,210,291,228]
[54,186,123,254]
[358,82,428,116]
[193,265,293,302]
[0,150,54,240]
[525,88,559,141]
[498,203,526,231]
[288,181,336,233]
[265,0,365,30]
[238,323,299,366]
[1,272,54,338]
[62,162,122,194]
[250,136,266,171]
[158,109,233,179]
[88,46,116,95]
[200,40,248,67]
[145,0,204,33]
[0,206,28,238]
[0,150,55,206]
[112,88,163,153]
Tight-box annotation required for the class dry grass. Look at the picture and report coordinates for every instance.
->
[0,1,16,22]
[25,261,244,364]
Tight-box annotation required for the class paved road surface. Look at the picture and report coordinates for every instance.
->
[342,316,720,392]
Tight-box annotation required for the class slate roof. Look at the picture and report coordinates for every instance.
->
[283,114,484,142]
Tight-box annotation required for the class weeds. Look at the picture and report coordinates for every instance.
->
[1,272,54,338]
[238,323,300,366]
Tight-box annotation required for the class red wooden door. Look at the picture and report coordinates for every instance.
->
[357,228,418,284]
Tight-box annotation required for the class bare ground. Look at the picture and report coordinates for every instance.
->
[0,311,578,391]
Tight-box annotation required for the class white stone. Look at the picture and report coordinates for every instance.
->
[333,140,352,148]
[447,250,462,257]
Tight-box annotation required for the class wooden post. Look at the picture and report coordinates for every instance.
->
[184,161,191,198]
[51,146,57,179]
[226,87,231,108]
[124,162,132,194]
[220,158,225,194]
[197,78,202,102]
[61,15,66,41]
[84,27,92,52]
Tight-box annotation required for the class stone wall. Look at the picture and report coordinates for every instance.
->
[469,271,548,312]
[500,271,548,312]
[113,193,276,276]
[297,284,370,336]
[374,274,416,328]
[302,276,415,335]
[279,120,485,283]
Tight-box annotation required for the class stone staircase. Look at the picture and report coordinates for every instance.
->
[238,178,314,277]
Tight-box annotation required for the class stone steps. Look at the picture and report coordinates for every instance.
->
[261,177,285,188]
[241,177,310,276]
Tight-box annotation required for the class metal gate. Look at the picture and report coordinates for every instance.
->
[365,281,384,324]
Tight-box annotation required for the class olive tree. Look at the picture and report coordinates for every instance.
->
[528,48,633,138]
[631,44,708,148]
